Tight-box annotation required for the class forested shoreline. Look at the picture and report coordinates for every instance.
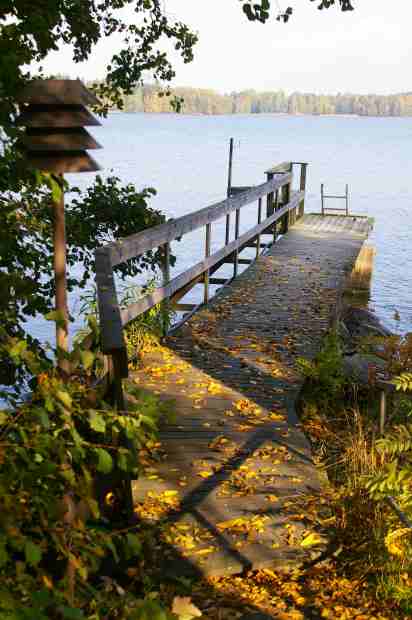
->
[119,84,412,116]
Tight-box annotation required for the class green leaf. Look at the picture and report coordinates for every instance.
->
[117,451,129,471]
[89,410,106,433]
[44,173,64,203]
[56,390,72,410]
[126,533,142,556]
[24,540,42,566]
[44,310,66,329]
[0,410,8,425]
[80,349,95,370]
[35,408,50,429]
[9,340,27,359]
[95,448,113,473]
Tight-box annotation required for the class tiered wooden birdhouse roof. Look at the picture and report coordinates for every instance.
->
[17,79,102,174]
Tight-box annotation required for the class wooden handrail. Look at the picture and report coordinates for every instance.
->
[95,161,307,384]
[97,173,291,268]
[119,195,302,327]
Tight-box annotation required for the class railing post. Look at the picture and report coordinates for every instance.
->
[161,242,171,335]
[256,198,262,258]
[273,189,279,242]
[233,208,240,277]
[204,223,211,303]
[280,163,292,234]
[266,171,274,217]
[299,163,308,219]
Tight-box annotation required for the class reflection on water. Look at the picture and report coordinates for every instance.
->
[30,113,412,343]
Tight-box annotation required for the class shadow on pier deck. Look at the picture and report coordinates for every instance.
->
[129,213,372,577]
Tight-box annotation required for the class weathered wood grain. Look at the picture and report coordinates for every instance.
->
[118,195,303,328]
[104,174,293,267]
[130,213,372,578]
[23,127,101,151]
[17,79,100,106]
[17,104,101,128]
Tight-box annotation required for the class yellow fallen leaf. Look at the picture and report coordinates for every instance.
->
[270,412,285,421]
[171,596,202,619]
[198,471,213,478]
[207,381,222,394]
[300,532,323,548]
[190,546,215,556]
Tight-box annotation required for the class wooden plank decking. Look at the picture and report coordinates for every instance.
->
[131,214,373,578]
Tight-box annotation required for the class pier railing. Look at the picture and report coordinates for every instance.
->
[95,161,307,398]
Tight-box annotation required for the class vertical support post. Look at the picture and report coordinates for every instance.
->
[346,184,349,216]
[53,175,69,366]
[225,138,234,245]
[204,223,211,303]
[112,348,134,518]
[256,198,262,258]
[233,208,240,277]
[380,389,386,436]
[266,171,274,217]
[281,163,292,234]
[321,183,325,216]
[161,242,171,335]
[273,189,279,243]
[299,163,308,218]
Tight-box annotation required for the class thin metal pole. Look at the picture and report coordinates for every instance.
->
[321,183,325,216]
[233,209,240,278]
[256,198,262,258]
[53,175,69,363]
[225,138,234,245]
[204,223,211,303]
[346,184,349,215]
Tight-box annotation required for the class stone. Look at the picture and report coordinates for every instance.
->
[342,353,386,385]
[342,306,392,340]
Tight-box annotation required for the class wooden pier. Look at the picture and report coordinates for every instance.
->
[95,162,373,578]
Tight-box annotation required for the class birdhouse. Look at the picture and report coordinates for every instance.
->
[16,79,102,174]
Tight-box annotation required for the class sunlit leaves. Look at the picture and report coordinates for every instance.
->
[171,597,202,620]
[95,448,113,473]
[89,410,106,433]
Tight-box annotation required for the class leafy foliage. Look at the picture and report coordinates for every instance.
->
[0,175,168,384]
[297,331,346,403]
[0,325,178,619]
[75,280,174,367]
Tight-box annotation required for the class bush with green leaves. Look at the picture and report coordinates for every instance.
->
[0,175,171,386]
[0,325,178,619]
[75,281,174,368]
[297,330,347,405]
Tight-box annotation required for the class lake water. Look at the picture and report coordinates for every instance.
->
[34,113,412,343]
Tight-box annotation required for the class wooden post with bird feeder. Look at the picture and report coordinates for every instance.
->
[16,79,101,365]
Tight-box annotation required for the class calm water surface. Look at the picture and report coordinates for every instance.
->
[34,113,412,342]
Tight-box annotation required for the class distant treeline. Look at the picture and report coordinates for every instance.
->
[119,85,412,116]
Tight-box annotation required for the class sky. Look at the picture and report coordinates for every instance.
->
[39,0,412,95]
